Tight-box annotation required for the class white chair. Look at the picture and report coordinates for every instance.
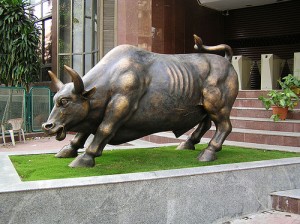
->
[1,118,26,146]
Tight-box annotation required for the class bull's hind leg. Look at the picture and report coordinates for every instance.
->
[55,132,90,158]
[176,115,211,150]
[198,113,232,161]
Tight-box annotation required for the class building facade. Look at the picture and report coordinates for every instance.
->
[29,0,300,89]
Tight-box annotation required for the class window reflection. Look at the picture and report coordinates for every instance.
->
[59,0,71,53]
[44,19,52,64]
[73,0,83,53]
[43,0,52,17]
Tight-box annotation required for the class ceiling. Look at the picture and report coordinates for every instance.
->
[198,0,292,11]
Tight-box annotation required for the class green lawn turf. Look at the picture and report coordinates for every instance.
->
[10,144,300,181]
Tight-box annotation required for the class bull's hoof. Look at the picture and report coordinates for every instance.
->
[55,145,78,158]
[198,149,216,162]
[176,141,195,150]
[69,153,95,168]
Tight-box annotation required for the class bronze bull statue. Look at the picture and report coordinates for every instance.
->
[42,35,238,167]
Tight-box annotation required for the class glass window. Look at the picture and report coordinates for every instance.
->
[58,0,98,79]
[29,0,53,82]
[58,55,71,83]
[73,55,83,76]
[85,54,92,74]
[44,18,52,64]
[85,16,93,52]
[59,0,71,53]
[33,4,42,19]
[73,0,84,53]
[42,0,52,17]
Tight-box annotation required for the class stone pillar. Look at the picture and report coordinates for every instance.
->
[261,54,284,90]
[232,55,252,90]
[294,52,300,79]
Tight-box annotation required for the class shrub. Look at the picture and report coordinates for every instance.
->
[0,0,41,90]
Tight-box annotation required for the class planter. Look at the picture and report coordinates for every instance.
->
[272,106,288,120]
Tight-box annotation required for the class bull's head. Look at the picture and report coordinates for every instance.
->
[42,65,96,140]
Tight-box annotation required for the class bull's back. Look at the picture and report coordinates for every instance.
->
[121,53,211,132]
[84,45,237,133]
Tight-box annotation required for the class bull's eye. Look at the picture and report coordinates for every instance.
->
[60,98,69,107]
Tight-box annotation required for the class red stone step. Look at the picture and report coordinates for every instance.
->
[233,98,265,108]
[140,134,184,144]
[203,128,300,147]
[233,98,300,109]
[231,107,300,120]
[237,90,270,98]
[271,189,300,215]
[231,107,271,118]
[230,117,300,132]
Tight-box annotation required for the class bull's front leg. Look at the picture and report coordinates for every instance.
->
[69,95,136,167]
[55,132,90,158]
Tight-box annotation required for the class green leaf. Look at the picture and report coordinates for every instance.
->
[0,0,41,87]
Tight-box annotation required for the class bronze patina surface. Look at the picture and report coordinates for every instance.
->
[42,35,238,167]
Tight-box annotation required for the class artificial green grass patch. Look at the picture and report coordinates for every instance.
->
[10,144,300,181]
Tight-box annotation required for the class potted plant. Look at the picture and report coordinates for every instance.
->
[258,88,299,121]
[278,74,300,96]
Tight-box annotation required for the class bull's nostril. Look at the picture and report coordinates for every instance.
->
[44,123,54,130]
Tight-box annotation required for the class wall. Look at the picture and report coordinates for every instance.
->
[1,158,300,224]
[184,0,225,53]
[102,0,116,56]
[117,0,152,51]
[117,0,224,54]
[152,0,185,54]
[225,0,300,62]
[151,0,225,54]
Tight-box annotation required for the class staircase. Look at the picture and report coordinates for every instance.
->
[202,90,300,150]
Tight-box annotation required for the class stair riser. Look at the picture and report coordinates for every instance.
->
[140,135,184,144]
[231,108,300,119]
[231,108,271,118]
[142,130,300,148]
[272,195,300,215]
[231,120,300,132]
[234,99,300,109]
[234,99,265,108]
[203,130,300,147]
[238,90,270,98]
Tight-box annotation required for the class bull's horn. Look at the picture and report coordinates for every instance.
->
[64,65,84,94]
[48,71,64,91]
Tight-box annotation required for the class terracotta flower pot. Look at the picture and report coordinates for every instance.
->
[271,106,288,120]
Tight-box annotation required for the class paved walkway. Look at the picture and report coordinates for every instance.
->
[1,133,300,223]
[0,133,164,155]
[225,210,300,224]
[1,131,300,155]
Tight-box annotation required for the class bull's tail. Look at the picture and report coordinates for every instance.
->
[193,34,233,62]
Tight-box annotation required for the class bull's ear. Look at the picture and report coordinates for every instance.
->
[82,87,96,99]
[48,71,64,91]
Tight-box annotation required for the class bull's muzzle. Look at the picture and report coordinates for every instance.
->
[42,122,66,141]
[42,122,55,130]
